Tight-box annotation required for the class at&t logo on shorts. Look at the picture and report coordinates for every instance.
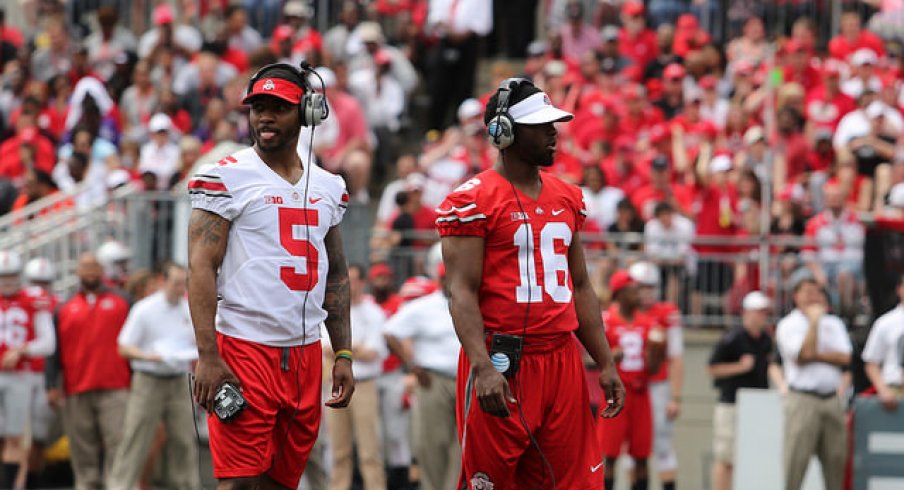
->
[470,472,494,490]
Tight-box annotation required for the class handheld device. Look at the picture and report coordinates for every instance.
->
[213,382,247,423]
[490,333,523,378]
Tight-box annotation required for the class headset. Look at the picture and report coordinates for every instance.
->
[245,62,329,127]
[487,77,532,150]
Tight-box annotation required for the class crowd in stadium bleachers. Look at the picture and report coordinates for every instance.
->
[1,0,904,488]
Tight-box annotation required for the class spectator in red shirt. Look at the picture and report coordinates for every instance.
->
[692,154,739,316]
[0,125,56,183]
[782,40,821,92]
[827,152,873,212]
[828,7,886,61]
[619,2,658,70]
[806,60,856,132]
[671,93,719,150]
[10,168,67,213]
[774,106,811,194]
[602,135,649,196]
[633,155,695,220]
[672,14,711,59]
[621,84,666,136]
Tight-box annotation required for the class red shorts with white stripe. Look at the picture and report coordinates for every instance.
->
[456,334,604,490]
[596,386,652,459]
[208,334,322,488]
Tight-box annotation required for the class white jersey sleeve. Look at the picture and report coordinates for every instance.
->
[189,148,349,347]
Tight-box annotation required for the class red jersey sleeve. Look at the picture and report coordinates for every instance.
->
[435,178,488,237]
[571,184,588,232]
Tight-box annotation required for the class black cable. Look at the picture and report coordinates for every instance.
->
[508,174,556,490]
[188,375,207,490]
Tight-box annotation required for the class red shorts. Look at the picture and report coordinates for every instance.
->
[208,334,322,488]
[456,335,604,490]
[596,386,652,459]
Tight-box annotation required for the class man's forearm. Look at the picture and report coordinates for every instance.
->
[448,288,492,372]
[323,265,351,352]
[865,363,889,393]
[709,362,747,379]
[669,356,684,398]
[188,267,220,359]
[817,351,850,367]
[798,321,820,362]
[573,284,614,369]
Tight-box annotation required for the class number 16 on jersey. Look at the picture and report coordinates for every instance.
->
[513,222,572,304]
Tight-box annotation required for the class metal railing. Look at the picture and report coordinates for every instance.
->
[6,190,877,329]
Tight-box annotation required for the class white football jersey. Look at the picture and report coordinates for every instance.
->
[189,147,348,347]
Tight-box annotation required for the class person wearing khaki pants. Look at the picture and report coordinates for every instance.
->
[62,390,130,489]
[324,264,388,490]
[385,265,461,490]
[775,277,852,490]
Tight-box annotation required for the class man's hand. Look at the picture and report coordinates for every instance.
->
[326,358,355,408]
[46,388,65,409]
[599,365,625,418]
[412,366,432,389]
[804,304,827,325]
[193,355,242,412]
[738,354,755,374]
[1,348,23,369]
[666,398,681,420]
[612,348,624,364]
[877,388,899,412]
[474,364,515,418]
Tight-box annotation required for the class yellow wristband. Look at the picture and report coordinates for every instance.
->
[335,349,353,361]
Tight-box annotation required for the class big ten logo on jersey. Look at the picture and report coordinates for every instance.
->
[0,307,29,348]
[264,195,284,205]
[513,222,572,304]
[454,177,482,193]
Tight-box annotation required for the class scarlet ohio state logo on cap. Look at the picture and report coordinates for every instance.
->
[263,79,275,90]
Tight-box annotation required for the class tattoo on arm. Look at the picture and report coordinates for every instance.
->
[323,226,351,351]
[189,211,227,248]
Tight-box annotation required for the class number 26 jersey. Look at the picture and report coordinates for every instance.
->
[435,169,587,336]
[189,148,348,347]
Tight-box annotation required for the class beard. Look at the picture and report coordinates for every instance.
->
[254,126,300,153]
[81,277,103,291]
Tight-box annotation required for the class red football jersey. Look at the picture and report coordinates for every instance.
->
[436,169,587,336]
[647,301,681,382]
[603,304,655,390]
[24,286,58,373]
[0,289,50,372]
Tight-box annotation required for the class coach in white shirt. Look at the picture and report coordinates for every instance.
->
[385,263,460,490]
[862,276,904,412]
[107,264,199,490]
[324,264,388,490]
[776,276,852,490]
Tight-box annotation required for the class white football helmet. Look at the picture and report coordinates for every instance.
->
[0,251,23,296]
[24,257,55,284]
[629,261,660,286]
[97,240,131,280]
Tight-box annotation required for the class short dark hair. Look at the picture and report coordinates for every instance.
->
[793,276,819,295]
[32,169,56,190]
[654,201,674,217]
[484,79,542,127]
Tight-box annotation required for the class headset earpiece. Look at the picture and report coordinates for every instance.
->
[488,77,531,150]
[245,63,329,128]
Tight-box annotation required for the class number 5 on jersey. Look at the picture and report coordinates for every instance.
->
[514,222,572,304]
[278,207,319,292]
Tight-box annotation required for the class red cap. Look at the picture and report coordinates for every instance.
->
[677,14,698,30]
[273,25,295,42]
[622,1,645,17]
[242,77,305,105]
[609,270,635,296]
[153,4,175,25]
[663,63,686,80]
[649,123,669,144]
[368,263,393,280]
[374,49,391,66]
[399,276,438,302]
[699,75,717,90]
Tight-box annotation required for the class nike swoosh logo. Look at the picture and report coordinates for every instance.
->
[309,197,322,204]
[591,462,604,473]
[552,209,565,216]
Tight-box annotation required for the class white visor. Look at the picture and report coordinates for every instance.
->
[508,92,574,125]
